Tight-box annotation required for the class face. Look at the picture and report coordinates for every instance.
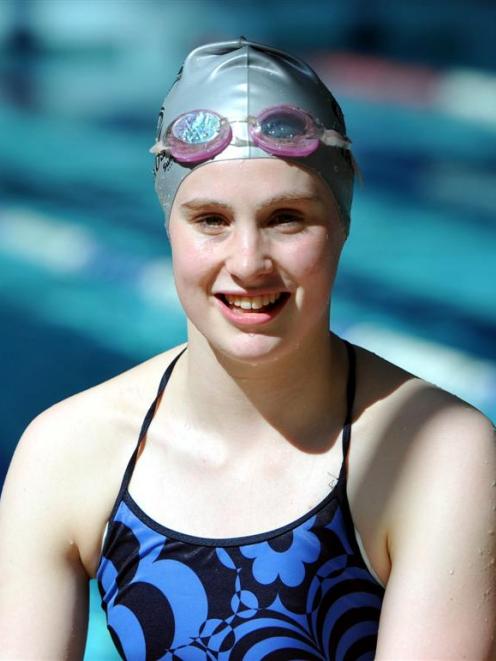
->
[168,158,346,363]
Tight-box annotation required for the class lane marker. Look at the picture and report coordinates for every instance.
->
[0,208,95,272]
[314,53,496,129]
[0,206,179,305]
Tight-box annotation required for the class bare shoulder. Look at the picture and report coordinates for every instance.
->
[352,340,494,443]
[349,341,495,572]
[8,343,186,477]
[0,343,186,575]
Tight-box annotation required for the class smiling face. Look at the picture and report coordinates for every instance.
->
[168,158,346,363]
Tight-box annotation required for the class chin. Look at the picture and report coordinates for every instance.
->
[208,329,303,366]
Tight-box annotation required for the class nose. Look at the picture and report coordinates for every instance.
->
[224,225,273,282]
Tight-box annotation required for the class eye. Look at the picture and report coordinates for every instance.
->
[195,214,229,233]
[268,211,304,230]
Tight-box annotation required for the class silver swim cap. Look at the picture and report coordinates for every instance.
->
[152,38,354,233]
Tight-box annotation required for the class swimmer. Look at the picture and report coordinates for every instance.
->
[0,38,495,660]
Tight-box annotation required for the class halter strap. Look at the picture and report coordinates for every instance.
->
[341,339,357,476]
[115,346,187,507]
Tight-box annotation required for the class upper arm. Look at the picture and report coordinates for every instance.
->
[0,410,90,660]
[376,404,496,660]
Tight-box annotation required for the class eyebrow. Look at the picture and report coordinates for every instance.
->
[180,193,323,212]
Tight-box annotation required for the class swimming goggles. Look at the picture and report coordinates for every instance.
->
[150,105,351,164]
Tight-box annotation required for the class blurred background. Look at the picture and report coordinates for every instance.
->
[1,0,495,657]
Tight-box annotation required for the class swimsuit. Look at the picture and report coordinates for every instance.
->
[97,341,385,660]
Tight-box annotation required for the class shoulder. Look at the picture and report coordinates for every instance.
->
[351,340,493,443]
[350,339,495,546]
[10,343,186,474]
[382,380,495,547]
[349,347,496,556]
[0,343,186,572]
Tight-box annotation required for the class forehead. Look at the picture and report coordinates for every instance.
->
[172,158,335,210]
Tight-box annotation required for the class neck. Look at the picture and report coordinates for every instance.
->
[176,324,349,455]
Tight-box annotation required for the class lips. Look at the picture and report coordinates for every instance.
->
[215,291,290,324]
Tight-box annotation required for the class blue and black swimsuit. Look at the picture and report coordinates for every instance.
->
[97,341,385,660]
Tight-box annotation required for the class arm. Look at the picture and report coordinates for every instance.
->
[0,411,89,660]
[376,404,496,660]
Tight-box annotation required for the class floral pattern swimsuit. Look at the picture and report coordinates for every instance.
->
[97,341,385,660]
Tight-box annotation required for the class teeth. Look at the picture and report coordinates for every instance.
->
[225,292,282,310]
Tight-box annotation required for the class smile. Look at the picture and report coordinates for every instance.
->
[215,291,290,324]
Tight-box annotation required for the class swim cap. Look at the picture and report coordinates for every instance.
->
[153,38,354,234]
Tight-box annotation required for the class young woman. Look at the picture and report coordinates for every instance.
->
[0,38,494,661]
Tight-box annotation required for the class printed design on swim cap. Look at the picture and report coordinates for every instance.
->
[156,108,164,140]
[173,64,184,85]
[150,105,351,166]
[153,108,166,175]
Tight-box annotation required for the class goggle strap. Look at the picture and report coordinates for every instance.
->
[149,141,171,156]
[321,129,351,150]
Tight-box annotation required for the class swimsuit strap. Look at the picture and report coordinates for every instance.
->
[113,346,187,509]
[341,339,356,469]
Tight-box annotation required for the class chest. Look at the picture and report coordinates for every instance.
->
[129,430,345,539]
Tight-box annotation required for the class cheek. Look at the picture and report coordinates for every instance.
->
[283,232,343,317]
[283,232,340,282]
[170,233,216,297]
